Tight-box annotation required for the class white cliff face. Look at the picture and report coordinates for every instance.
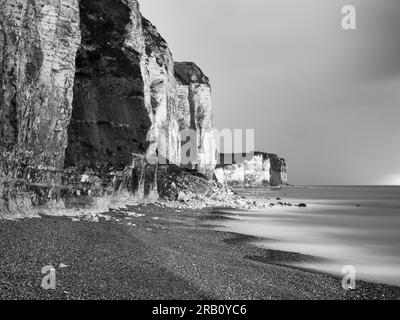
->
[0,0,81,167]
[0,0,81,216]
[142,18,180,165]
[223,164,246,185]
[175,62,217,178]
[216,155,270,186]
[191,83,217,177]
[244,155,271,185]
[176,84,191,131]
[123,5,182,167]
[216,153,287,187]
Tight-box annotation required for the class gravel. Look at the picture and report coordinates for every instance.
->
[0,205,399,300]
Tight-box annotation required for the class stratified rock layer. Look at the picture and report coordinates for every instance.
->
[268,153,288,186]
[0,0,81,217]
[64,0,183,203]
[215,153,288,187]
[65,0,151,170]
[175,62,217,178]
[142,18,180,166]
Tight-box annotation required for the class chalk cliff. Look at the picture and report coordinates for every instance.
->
[0,0,219,217]
[65,0,150,170]
[215,153,288,187]
[0,0,81,217]
[0,0,287,217]
[175,62,217,179]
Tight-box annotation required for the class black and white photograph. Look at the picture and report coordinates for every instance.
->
[1,0,400,308]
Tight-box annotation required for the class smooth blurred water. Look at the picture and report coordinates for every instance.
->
[215,186,400,286]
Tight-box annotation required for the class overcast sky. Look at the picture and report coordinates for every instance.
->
[141,0,400,185]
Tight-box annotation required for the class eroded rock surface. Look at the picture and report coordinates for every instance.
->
[175,62,217,178]
[215,153,288,187]
[157,164,261,210]
[65,0,150,170]
[142,18,180,166]
[0,0,81,217]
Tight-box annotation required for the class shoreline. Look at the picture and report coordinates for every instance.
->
[0,204,399,300]
[208,209,400,290]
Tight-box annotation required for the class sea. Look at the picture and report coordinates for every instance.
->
[214,186,400,286]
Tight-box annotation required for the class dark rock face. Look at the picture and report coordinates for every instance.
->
[175,62,210,85]
[65,0,151,170]
[267,152,288,187]
[64,0,165,204]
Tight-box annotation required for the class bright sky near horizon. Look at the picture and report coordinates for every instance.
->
[140,0,400,185]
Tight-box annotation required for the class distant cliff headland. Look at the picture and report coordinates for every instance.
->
[0,0,287,218]
[216,153,288,187]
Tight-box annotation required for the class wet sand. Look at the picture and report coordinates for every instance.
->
[0,204,399,300]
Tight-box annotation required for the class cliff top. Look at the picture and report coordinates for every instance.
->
[174,62,210,85]
[217,152,286,166]
[142,17,172,57]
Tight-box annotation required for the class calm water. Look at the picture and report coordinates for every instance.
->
[215,186,400,286]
